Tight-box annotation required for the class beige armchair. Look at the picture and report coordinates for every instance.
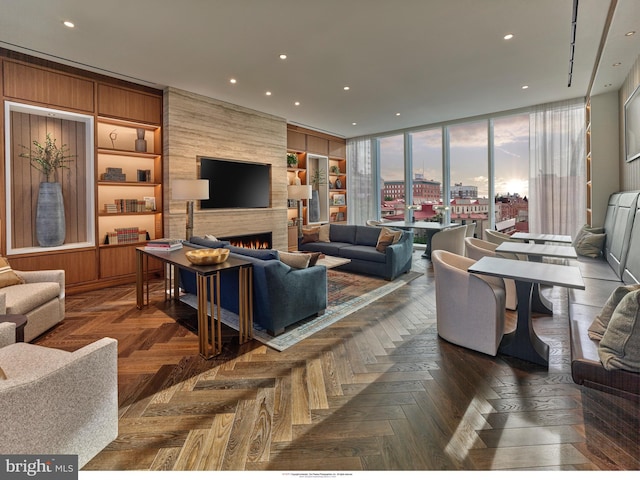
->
[1,269,65,342]
[431,225,467,256]
[484,228,523,245]
[465,237,517,310]
[0,337,118,468]
[0,321,15,348]
[432,250,506,356]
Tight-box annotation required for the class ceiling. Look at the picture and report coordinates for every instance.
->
[1,0,639,138]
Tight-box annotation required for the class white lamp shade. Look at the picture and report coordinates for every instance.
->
[287,184,312,200]
[172,179,209,200]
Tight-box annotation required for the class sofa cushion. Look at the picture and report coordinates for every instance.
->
[188,236,230,249]
[319,224,331,242]
[2,282,61,315]
[301,227,320,244]
[575,231,606,258]
[572,224,604,247]
[307,251,322,267]
[356,226,384,247]
[330,224,357,244]
[589,284,640,340]
[278,251,310,269]
[229,246,279,261]
[376,227,402,252]
[599,289,640,372]
[339,245,387,264]
[0,257,24,288]
[300,242,350,256]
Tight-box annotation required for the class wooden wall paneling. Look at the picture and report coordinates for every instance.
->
[8,249,98,284]
[98,84,162,124]
[287,130,306,152]
[2,60,94,112]
[306,135,329,155]
[99,245,163,278]
[329,139,346,159]
[9,111,36,248]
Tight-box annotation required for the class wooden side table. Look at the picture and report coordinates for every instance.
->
[2,314,28,342]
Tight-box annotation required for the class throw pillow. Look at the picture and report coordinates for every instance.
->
[575,231,606,258]
[307,251,322,267]
[278,251,311,269]
[589,284,640,340]
[572,224,604,247]
[599,289,640,372]
[0,366,6,380]
[301,227,320,244]
[0,257,24,288]
[319,224,331,242]
[376,227,401,253]
[204,234,219,241]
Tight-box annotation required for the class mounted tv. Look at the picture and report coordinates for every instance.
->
[199,157,271,209]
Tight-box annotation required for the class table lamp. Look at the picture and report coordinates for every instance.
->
[287,184,312,238]
[172,179,209,240]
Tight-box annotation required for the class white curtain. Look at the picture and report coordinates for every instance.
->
[346,137,376,225]
[529,98,586,236]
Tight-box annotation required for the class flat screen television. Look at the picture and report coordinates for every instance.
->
[199,157,271,209]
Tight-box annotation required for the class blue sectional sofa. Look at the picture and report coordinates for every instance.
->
[179,237,327,336]
[298,224,413,281]
[568,191,640,401]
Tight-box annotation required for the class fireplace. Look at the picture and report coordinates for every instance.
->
[219,231,272,249]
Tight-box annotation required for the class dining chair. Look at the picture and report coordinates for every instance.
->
[431,250,506,356]
[464,237,517,310]
[465,222,476,238]
[484,228,523,245]
[431,225,467,256]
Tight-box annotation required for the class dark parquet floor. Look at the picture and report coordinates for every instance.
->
[34,250,640,472]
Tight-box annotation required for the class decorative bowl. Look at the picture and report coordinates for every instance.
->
[185,248,230,265]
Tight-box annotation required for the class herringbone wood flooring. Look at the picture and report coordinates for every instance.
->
[34,252,639,471]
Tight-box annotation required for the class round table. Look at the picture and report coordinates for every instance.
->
[2,314,28,342]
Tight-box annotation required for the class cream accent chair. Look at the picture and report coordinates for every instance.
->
[484,228,522,245]
[465,222,476,238]
[0,269,65,342]
[431,224,467,256]
[432,250,506,356]
[0,337,118,468]
[465,237,517,310]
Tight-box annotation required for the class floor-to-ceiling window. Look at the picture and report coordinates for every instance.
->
[410,128,443,222]
[379,134,405,221]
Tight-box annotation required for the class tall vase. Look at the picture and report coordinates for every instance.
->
[309,190,320,223]
[36,182,65,247]
[135,128,147,152]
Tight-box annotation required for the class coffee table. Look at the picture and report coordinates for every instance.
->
[136,246,253,359]
[316,255,351,269]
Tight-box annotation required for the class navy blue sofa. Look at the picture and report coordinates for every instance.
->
[298,224,413,281]
[179,237,327,336]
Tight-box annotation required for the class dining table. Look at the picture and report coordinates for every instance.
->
[383,220,459,259]
[495,242,578,315]
[511,232,573,244]
[468,256,584,367]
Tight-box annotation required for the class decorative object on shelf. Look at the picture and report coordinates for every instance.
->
[309,167,326,223]
[19,133,77,247]
[334,178,342,189]
[336,212,345,222]
[137,169,152,182]
[135,128,147,152]
[287,184,312,239]
[109,129,118,149]
[143,196,156,211]
[330,165,340,174]
[328,180,334,189]
[332,193,346,206]
[101,167,126,181]
[287,152,298,168]
[185,248,230,265]
[172,179,210,240]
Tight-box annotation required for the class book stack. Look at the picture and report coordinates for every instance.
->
[114,199,146,213]
[145,238,183,251]
[115,227,140,244]
[101,167,126,182]
[104,204,118,214]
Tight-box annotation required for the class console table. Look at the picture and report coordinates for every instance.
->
[136,246,253,359]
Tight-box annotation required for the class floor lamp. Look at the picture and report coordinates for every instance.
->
[172,179,210,240]
[287,184,312,238]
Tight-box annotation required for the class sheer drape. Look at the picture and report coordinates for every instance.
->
[346,137,376,225]
[529,98,586,236]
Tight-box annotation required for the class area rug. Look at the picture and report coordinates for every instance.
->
[180,269,422,351]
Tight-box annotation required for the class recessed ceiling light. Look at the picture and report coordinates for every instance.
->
[396,113,401,116]
[522,85,529,89]
[504,33,514,40]
[230,78,237,84]
[613,62,622,67]
[625,31,636,37]
[605,83,613,87]
[265,91,272,96]
[343,86,350,91]
[63,20,75,28]
[279,54,287,60]
[294,101,300,106]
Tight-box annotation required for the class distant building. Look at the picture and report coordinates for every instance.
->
[382,178,441,202]
[450,183,478,199]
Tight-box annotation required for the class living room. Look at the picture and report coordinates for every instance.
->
[1,0,640,477]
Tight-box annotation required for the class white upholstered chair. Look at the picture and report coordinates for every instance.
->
[431,224,467,256]
[464,237,517,310]
[431,250,506,356]
[484,228,522,245]
[465,222,476,238]
[0,337,119,467]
